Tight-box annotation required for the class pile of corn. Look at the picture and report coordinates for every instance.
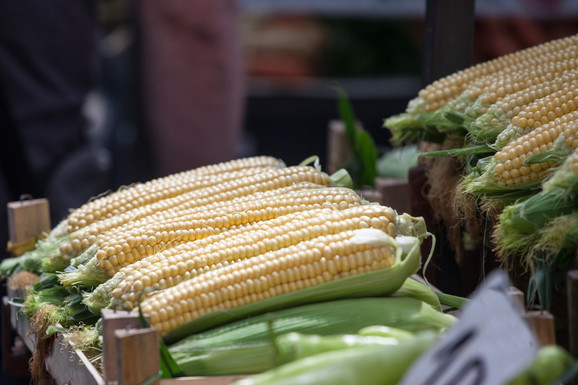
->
[2,155,471,382]
[384,33,578,310]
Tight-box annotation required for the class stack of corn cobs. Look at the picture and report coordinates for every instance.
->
[385,33,578,311]
[2,156,574,385]
[3,35,578,385]
[2,156,463,384]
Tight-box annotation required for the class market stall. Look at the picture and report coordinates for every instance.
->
[2,0,578,384]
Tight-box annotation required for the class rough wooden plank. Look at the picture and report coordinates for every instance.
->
[327,120,354,175]
[7,198,51,246]
[523,310,556,346]
[102,309,149,384]
[375,177,409,214]
[45,333,104,385]
[116,328,160,385]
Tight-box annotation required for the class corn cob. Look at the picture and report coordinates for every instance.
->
[416,35,578,115]
[97,186,362,274]
[66,156,284,233]
[168,297,453,376]
[468,68,578,143]
[274,332,405,365]
[84,207,333,311]
[59,186,364,287]
[464,115,578,197]
[384,34,578,144]
[59,166,331,260]
[418,60,577,133]
[232,330,439,385]
[109,204,398,310]
[9,156,285,274]
[493,148,578,269]
[507,345,576,385]
[140,226,424,336]
[493,79,578,150]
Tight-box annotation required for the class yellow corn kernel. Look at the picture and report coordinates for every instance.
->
[112,204,397,306]
[67,165,330,256]
[95,187,363,274]
[139,228,397,335]
[66,156,284,233]
[493,112,578,186]
[418,34,578,112]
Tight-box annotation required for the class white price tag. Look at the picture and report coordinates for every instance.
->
[399,270,538,385]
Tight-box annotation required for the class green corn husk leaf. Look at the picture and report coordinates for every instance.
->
[461,161,543,203]
[467,111,510,144]
[232,331,438,385]
[418,144,494,159]
[384,113,446,146]
[162,225,428,345]
[391,276,442,311]
[274,332,405,365]
[383,95,448,146]
[58,247,110,289]
[168,298,454,376]
[461,136,575,200]
[0,221,72,277]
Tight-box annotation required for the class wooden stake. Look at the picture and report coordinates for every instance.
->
[523,310,556,346]
[7,198,50,255]
[102,309,150,385]
[116,328,160,385]
[375,177,409,214]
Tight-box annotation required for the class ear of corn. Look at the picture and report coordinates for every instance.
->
[492,81,578,150]
[66,156,285,233]
[463,118,577,198]
[58,165,331,263]
[468,69,578,144]
[384,34,578,145]
[168,297,453,376]
[274,332,404,366]
[103,204,398,312]
[491,149,578,309]
[493,149,578,261]
[59,184,362,288]
[11,156,286,274]
[231,330,439,385]
[159,224,426,343]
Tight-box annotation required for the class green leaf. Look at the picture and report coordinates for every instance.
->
[525,150,569,165]
[444,111,467,126]
[334,85,378,189]
[533,257,553,311]
[419,145,494,159]
[356,130,378,188]
[335,86,358,153]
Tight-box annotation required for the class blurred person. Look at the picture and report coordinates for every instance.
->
[0,0,111,259]
[137,0,245,176]
[0,1,111,381]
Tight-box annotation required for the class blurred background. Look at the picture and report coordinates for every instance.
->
[3,0,578,225]
[1,0,578,383]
